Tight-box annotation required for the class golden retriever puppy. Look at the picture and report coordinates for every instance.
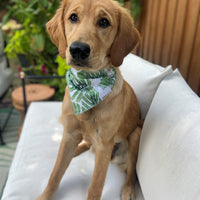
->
[36,0,141,199]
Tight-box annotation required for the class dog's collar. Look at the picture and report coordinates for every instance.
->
[66,67,116,115]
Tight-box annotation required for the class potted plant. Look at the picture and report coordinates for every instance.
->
[3,0,59,68]
[2,0,70,100]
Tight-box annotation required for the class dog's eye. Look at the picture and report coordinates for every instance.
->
[98,18,110,28]
[69,13,78,23]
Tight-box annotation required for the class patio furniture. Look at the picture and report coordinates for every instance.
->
[11,84,55,137]
[2,54,200,200]
[0,23,13,145]
[19,73,65,115]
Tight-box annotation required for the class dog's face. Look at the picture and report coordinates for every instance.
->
[47,0,140,71]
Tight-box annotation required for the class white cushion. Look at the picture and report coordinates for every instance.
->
[2,102,144,200]
[0,56,13,97]
[120,54,173,119]
[137,70,200,200]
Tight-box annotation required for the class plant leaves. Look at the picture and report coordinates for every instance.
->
[31,34,45,52]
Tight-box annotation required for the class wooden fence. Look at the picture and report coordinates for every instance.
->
[137,0,200,96]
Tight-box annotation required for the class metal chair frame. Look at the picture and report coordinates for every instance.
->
[20,73,65,115]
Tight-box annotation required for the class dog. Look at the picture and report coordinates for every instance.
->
[36,0,141,199]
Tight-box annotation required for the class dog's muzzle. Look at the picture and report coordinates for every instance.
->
[70,41,90,62]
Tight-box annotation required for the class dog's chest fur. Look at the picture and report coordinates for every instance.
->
[77,110,132,170]
[76,102,120,145]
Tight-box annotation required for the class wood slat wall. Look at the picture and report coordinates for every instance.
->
[138,0,200,96]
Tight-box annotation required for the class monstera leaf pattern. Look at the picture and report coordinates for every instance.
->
[66,67,116,115]
[99,76,116,89]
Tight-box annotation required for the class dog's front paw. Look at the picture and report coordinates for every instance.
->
[36,193,52,200]
[121,183,135,200]
[35,196,44,200]
[35,196,47,200]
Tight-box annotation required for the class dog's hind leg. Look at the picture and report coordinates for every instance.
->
[121,127,141,200]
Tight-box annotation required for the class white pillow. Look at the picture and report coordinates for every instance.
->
[120,54,173,119]
[137,69,200,200]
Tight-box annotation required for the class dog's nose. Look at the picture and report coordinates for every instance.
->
[70,42,90,61]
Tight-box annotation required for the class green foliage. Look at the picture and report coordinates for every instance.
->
[4,29,28,57]
[115,0,141,19]
[55,55,71,76]
[52,55,71,100]
[2,0,68,100]
[130,0,141,19]
[3,0,59,71]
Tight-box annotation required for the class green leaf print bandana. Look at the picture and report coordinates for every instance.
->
[66,67,116,115]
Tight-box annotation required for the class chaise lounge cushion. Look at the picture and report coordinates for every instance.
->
[1,102,144,200]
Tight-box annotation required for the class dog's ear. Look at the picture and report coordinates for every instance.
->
[46,3,67,58]
[110,8,140,67]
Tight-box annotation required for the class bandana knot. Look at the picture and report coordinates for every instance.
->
[66,67,116,115]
